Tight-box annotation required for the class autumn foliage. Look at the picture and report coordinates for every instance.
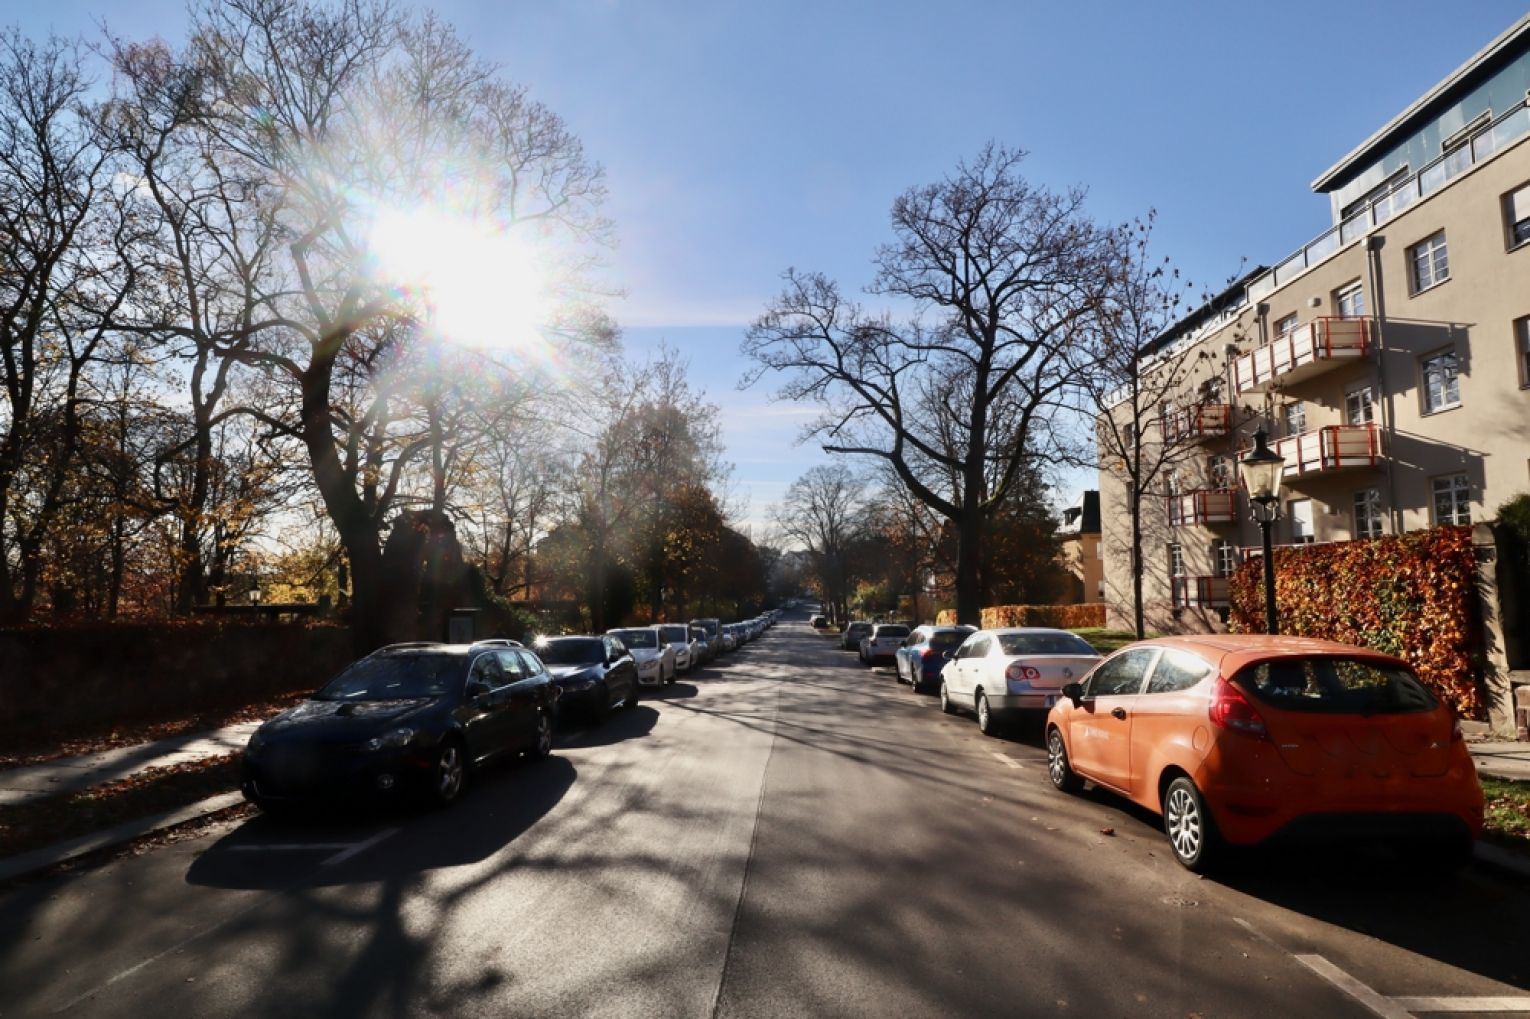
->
[934,604,1106,628]
[1229,526,1484,719]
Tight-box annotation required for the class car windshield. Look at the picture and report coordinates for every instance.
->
[874,625,910,638]
[660,625,689,642]
[1237,657,1438,714]
[614,629,658,649]
[314,653,461,701]
[535,638,605,666]
[995,632,1097,656]
[928,630,971,650]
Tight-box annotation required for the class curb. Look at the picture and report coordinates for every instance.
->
[0,790,245,884]
[1473,841,1530,881]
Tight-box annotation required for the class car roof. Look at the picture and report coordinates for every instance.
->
[1130,634,1406,675]
[973,627,1077,637]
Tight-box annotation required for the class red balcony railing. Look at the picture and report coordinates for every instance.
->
[1259,424,1383,478]
[1167,488,1239,527]
[1172,576,1230,609]
[1233,317,1369,395]
[1162,403,1231,444]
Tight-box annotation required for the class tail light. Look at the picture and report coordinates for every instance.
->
[1005,663,1042,683]
[1208,678,1268,738]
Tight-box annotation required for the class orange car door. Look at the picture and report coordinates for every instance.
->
[1128,649,1215,803]
[1067,648,1157,793]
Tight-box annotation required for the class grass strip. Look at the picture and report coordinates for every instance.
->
[1481,775,1530,848]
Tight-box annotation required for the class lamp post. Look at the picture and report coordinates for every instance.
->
[1239,428,1285,635]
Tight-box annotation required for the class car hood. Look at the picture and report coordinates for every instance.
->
[628,647,662,662]
[257,698,432,741]
[546,664,600,681]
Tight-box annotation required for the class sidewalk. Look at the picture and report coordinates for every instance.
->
[1469,740,1530,783]
[0,721,259,807]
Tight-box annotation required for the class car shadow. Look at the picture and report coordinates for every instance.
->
[185,754,577,891]
[643,682,699,701]
[556,703,662,750]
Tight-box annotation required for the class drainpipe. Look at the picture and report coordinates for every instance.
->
[1365,234,1402,535]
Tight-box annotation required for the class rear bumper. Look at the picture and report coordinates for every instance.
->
[988,691,1064,713]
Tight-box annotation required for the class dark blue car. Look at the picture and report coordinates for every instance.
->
[894,625,976,693]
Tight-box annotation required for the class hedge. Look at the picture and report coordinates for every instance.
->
[933,604,1106,629]
[1228,525,1483,719]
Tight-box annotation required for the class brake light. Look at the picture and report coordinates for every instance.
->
[1005,663,1042,683]
[1208,678,1268,738]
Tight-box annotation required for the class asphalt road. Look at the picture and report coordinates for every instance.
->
[3,610,1530,1017]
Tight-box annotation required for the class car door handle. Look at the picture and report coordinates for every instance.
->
[1110,707,1127,720]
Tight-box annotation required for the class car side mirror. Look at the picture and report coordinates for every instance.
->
[1062,682,1084,708]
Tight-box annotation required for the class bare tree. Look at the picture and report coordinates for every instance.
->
[776,464,867,625]
[744,145,1116,625]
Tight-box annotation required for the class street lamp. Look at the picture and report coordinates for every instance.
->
[1239,428,1285,635]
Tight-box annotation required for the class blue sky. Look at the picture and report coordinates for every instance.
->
[15,0,1530,531]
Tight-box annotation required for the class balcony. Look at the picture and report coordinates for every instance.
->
[1167,488,1238,527]
[1262,424,1383,479]
[1162,403,1231,444]
[1233,317,1369,395]
[1172,576,1230,609]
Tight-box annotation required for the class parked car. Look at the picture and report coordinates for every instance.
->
[860,623,910,665]
[940,628,1101,735]
[689,625,714,666]
[1044,635,1484,873]
[607,627,676,685]
[895,625,976,693]
[533,635,640,721]
[691,617,722,647]
[241,640,557,811]
[810,614,828,628]
[840,620,873,651]
[658,623,697,673]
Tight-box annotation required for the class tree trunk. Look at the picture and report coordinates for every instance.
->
[954,504,984,627]
[1130,492,1145,639]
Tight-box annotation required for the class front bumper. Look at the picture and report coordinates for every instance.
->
[241,741,436,805]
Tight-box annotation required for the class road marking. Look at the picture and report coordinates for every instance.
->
[1296,955,1414,1019]
[1232,917,1279,947]
[990,751,1023,770]
[1391,998,1530,1013]
[322,826,398,867]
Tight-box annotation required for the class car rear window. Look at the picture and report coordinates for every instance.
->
[928,630,971,650]
[1236,657,1437,714]
[995,633,1097,656]
[874,626,909,638]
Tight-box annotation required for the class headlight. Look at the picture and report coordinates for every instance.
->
[364,727,416,751]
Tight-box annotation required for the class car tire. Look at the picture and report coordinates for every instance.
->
[529,709,554,759]
[1163,776,1219,873]
[976,692,1001,737]
[909,673,923,694]
[939,681,955,714]
[430,737,467,807]
[1046,727,1083,794]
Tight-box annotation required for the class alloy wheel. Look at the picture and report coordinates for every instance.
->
[1165,785,1201,863]
[436,743,464,802]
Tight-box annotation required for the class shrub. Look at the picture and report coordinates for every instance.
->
[935,609,957,626]
[1229,526,1483,719]
[935,604,1106,628]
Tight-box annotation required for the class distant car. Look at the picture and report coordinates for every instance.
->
[241,641,557,811]
[658,623,697,673]
[840,621,873,651]
[689,625,714,666]
[533,635,639,721]
[1045,635,1484,873]
[895,625,976,693]
[860,623,910,665]
[810,614,828,628]
[607,627,676,686]
[939,628,1101,735]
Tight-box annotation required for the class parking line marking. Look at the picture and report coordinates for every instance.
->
[1391,998,1530,1013]
[990,752,1023,770]
[1295,955,1413,1019]
[322,827,398,867]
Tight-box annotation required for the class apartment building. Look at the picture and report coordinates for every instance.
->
[1055,491,1103,605]
[1099,14,1530,640]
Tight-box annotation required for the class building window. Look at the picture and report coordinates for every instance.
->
[1283,401,1306,437]
[1420,349,1461,413]
[1345,384,1375,425]
[1169,542,1184,577]
[1274,313,1299,338]
[1518,316,1530,389]
[1334,280,1366,319]
[1208,454,1233,488]
[1289,499,1315,544]
[1202,377,1225,403]
[1353,489,1383,539]
[1505,183,1530,249]
[1214,541,1238,577]
[1432,474,1472,526]
[1409,231,1449,293]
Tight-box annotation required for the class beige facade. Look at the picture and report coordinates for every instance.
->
[1056,491,1103,605]
[1099,16,1530,647]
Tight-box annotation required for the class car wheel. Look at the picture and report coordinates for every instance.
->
[939,681,955,714]
[529,709,554,758]
[1163,776,1218,873]
[430,738,466,807]
[976,692,1000,736]
[1046,727,1082,794]
[909,673,923,694]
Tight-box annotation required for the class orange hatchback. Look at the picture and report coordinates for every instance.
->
[1043,635,1483,872]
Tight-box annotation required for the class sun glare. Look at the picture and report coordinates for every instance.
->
[367,207,553,354]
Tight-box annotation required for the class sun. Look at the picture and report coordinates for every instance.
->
[367,206,552,354]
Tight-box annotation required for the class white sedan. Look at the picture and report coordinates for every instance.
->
[658,623,697,673]
[607,627,677,686]
[939,628,1101,736]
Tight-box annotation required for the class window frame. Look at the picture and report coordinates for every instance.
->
[1420,348,1462,414]
[1274,312,1300,338]
[1282,401,1306,438]
[1345,384,1376,426]
[1085,647,1160,699]
[1334,280,1366,319]
[1517,316,1530,390]
[1144,649,1213,695]
[1504,182,1530,251]
[1408,230,1450,294]
[1431,473,1472,526]
[1288,498,1315,545]
[1353,488,1383,539]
